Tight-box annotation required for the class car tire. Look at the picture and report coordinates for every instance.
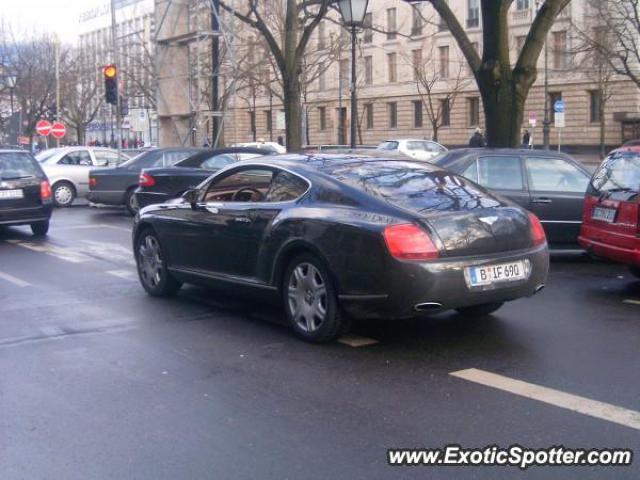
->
[456,302,504,317]
[630,266,640,279]
[125,188,139,216]
[52,181,76,207]
[135,229,182,297]
[30,221,49,236]
[282,253,344,343]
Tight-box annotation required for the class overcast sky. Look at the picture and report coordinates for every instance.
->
[1,0,103,43]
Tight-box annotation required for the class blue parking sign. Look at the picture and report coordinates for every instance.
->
[554,100,565,113]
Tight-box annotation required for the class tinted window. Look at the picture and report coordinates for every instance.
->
[200,154,236,170]
[477,156,524,190]
[264,171,308,202]
[94,150,127,167]
[59,150,92,166]
[204,168,273,202]
[462,161,478,182]
[526,157,589,193]
[36,149,61,163]
[122,149,197,168]
[377,141,399,151]
[0,152,41,179]
[324,161,500,212]
[591,151,640,193]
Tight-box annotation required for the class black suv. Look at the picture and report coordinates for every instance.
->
[0,150,53,235]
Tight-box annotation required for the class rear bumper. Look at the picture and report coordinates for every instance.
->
[135,191,169,209]
[0,204,52,226]
[339,244,550,319]
[579,229,640,267]
[87,190,125,206]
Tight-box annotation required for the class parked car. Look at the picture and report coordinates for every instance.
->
[232,141,286,154]
[377,139,447,161]
[36,147,129,207]
[88,147,202,215]
[431,148,591,246]
[0,149,52,235]
[135,147,269,209]
[133,154,549,343]
[579,147,640,278]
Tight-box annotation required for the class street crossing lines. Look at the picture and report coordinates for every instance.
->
[450,368,640,431]
[0,271,31,287]
[6,239,91,263]
[52,223,131,232]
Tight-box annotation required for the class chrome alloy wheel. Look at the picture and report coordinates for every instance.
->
[138,235,163,288]
[287,262,328,332]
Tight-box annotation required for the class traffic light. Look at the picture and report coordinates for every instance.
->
[104,64,118,105]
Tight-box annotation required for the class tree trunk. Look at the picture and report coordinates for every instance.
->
[599,99,606,159]
[283,74,302,151]
[431,122,439,143]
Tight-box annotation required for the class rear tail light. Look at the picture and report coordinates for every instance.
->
[138,172,155,187]
[383,223,439,260]
[529,213,546,247]
[40,180,51,201]
[89,177,97,188]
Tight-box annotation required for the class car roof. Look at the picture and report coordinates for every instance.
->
[610,145,640,154]
[175,147,270,166]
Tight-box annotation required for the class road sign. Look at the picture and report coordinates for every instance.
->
[528,111,537,127]
[555,111,565,128]
[554,100,565,113]
[35,120,52,136]
[51,122,66,139]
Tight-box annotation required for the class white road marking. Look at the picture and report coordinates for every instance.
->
[7,240,90,263]
[338,335,379,347]
[53,223,131,232]
[623,299,640,306]
[78,240,135,266]
[450,368,640,431]
[0,271,31,287]
[106,270,137,281]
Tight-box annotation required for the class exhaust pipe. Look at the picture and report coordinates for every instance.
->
[414,302,443,312]
[534,284,545,295]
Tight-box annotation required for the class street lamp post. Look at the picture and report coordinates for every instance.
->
[6,75,16,116]
[337,0,369,149]
[535,0,550,150]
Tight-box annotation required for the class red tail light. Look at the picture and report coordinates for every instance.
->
[138,172,155,187]
[383,224,439,260]
[40,180,51,201]
[529,213,546,247]
[89,177,97,188]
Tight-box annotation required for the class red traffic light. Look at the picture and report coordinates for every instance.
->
[104,65,117,78]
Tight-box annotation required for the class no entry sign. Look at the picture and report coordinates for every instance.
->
[35,120,52,136]
[51,122,66,139]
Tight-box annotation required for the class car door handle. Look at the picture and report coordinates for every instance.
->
[532,197,553,204]
[233,216,252,223]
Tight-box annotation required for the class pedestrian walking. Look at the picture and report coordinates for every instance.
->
[469,128,485,148]
[522,129,531,148]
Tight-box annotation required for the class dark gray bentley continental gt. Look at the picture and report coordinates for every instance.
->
[133,154,549,343]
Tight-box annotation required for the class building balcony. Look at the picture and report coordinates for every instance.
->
[511,8,532,24]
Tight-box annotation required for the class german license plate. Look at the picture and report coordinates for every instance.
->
[466,261,527,287]
[0,189,23,199]
[592,206,616,223]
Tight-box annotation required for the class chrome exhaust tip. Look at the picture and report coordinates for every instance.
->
[534,284,545,294]
[414,302,444,312]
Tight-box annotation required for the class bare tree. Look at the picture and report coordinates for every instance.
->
[219,0,333,151]
[416,0,571,147]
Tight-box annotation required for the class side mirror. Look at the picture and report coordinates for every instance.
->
[182,188,199,209]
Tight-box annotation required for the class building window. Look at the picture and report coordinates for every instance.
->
[413,100,423,128]
[516,0,530,9]
[265,110,272,132]
[364,55,373,85]
[318,106,327,130]
[549,92,562,123]
[387,53,397,83]
[248,111,256,134]
[363,13,373,43]
[388,102,398,128]
[552,31,568,69]
[441,99,451,126]
[339,58,349,89]
[590,90,602,123]
[439,46,449,79]
[318,62,326,90]
[412,49,422,81]
[411,5,424,36]
[468,97,480,126]
[365,103,374,129]
[467,0,480,28]
[386,8,397,40]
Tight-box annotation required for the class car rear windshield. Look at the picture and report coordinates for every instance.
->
[121,149,198,168]
[324,161,499,213]
[590,151,640,194]
[0,152,41,180]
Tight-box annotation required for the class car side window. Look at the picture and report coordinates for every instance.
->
[462,161,479,183]
[525,157,590,193]
[477,156,524,190]
[94,151,122,167]
[200,154,236,170]
[203,168,273,203]
[264,171,309,202]
[59,150,92,166]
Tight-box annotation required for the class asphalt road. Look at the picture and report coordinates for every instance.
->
[0,206,638,480]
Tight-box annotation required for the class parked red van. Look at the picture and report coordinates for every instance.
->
[579,147,640,278]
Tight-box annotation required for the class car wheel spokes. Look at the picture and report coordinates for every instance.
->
[287,262,328,332]
[138,235,163,287]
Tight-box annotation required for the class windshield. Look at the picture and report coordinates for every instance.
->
[35,149,61,163]
[0,152,41,179]
[590,151,640,193]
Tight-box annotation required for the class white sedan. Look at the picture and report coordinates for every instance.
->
[36,147,129,207]
[377,139,447,161]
